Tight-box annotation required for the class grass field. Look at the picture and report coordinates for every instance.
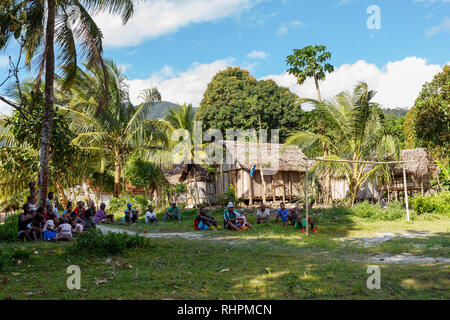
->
[0,207,449,300]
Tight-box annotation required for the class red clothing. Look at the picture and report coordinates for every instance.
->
[75,207,84,217]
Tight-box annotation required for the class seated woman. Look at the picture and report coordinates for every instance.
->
[94,203,114,224]
[194,208,221,230]
[42,213,59,241]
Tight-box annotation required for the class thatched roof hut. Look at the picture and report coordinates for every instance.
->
[401,148,440,179]
[222,140,309,173]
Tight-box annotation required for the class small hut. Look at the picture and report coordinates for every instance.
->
[217,141,308,205]
[381,148,440,198]
[162,163,216,207]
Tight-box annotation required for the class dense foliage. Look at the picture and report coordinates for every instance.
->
[0,213,18,242]
[411,191,450,216]
[351,201,406,221]
[196,67,304,142]
[411,65,449,162]
[74,229,154,256]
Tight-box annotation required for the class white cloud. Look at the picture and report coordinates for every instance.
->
[425,16,450,37]
[262,57,446,109]
[277,20,303,35]
[247,50,268,59]
[95,0,258,47]
[0,56,9,68]
[117,63,132,73]
[0,100,12,116]
[126,58,234,106]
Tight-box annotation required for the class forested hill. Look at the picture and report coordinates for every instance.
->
[382,107,409,117]
[143,101,198,119]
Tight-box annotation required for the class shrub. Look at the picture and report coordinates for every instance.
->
[73,229,154,256]
[352,201,405,221]
[411,191,450,216]
[0,213,19,242]
[108,194,149,219]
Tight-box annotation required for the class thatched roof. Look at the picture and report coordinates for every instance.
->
[162,164,211,185]
[222,140,308,173]
[401,148,439,178]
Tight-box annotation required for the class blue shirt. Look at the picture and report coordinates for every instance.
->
[277,209,289,222]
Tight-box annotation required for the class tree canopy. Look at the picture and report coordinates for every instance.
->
[411,65,449,162]
[196,67,304,142]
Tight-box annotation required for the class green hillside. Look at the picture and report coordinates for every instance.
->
[145,101,198,119]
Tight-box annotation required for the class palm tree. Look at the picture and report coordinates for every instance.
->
[151,103,204,206]
[61,61,166,197]
[285,82,399,205]
[1,0,134,207]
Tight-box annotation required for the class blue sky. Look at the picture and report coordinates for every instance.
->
[1,0,449,114]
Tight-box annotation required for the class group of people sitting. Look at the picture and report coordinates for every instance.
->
[17,189,118,241]
[122,201,180,225]
[194,201,318,233]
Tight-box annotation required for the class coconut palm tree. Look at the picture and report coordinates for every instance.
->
[285,82,399,205]
[1,0,135,206]
[61,60,167,197]
[148,103,205,206]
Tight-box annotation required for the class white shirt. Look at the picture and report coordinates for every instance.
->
[145,211,156,219]
[43,220,55,232]
[58,223,72,234]
[256,208,270,217]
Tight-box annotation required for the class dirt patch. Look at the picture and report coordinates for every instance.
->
[97,225,203,240]
[368,253,450,264]
[341,231,436,247]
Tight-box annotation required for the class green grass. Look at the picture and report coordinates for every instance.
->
[0,207,449,300]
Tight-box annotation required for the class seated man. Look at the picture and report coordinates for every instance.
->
[194,208,221,231]
[94,203,114,224]
[224,202,252,231]
[276,202,290,228]
[74,201,85,217]
[297,215,318,233]
[145,205,157,224]
[288,205,301,227]
[256,203,270,224]
[163,202,181,222]
[124,203,139,223]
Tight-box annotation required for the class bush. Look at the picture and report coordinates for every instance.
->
[352,201,405,221]
[411,191,450,216]
[73,229,154,256]
[0,213,19,242]
[108,194,149,219]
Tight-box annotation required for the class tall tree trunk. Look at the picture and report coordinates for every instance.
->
[114,161,121,197]
[314,72,322,102]
[37,0,56,207]
[55,178,68,209]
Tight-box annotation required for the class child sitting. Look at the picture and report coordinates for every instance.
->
[57,220,73,241]
[42,214,59,241]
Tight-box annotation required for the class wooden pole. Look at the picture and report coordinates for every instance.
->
[249,171,253,205]
[402,165,410,222]
[304,165,309,237]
